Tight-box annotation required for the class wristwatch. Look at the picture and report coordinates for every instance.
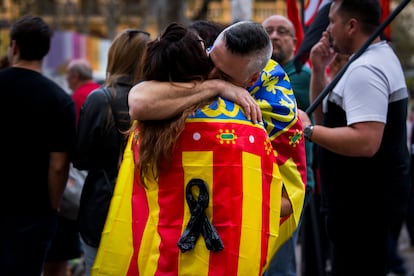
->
[303,124,314,140]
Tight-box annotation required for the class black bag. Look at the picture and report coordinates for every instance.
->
[76,85,130,247]
[59,163,87,220]
[78,169,116,247]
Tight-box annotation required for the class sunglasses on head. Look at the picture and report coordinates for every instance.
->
[126,29,150,40]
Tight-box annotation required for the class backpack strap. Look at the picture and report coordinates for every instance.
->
[102,86,129,169]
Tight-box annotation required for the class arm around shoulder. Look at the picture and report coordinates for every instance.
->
[128,79,262,123]
[128,80,215,120]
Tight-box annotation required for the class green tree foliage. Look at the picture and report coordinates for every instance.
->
[391,9,414,69]
[390,2,414,94]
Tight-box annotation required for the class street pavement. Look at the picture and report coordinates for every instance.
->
[394,224,414,276]
[296,223,414,276]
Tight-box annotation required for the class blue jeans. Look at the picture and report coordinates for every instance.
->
[0,212,58,276]
[264,189,313,276]
[263,229,299,276]
[81,237,98,276]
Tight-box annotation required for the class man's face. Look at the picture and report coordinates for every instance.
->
[262,15,296,65]
[66,69,77,91]
[327,0,350,54]
[207,38,254,89]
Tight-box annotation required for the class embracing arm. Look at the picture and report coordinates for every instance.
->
[280,187,293,217]
[128,79,262,123]
[300,107,384,157]
[299,119,384,157]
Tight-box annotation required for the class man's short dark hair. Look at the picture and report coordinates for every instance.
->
[216,21,272,76]
[222,21,270,56]
[10,15,52,61]
[336,0,382,34]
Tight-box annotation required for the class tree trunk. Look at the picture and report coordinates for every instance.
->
[231,0,252,23]
[156,0,187,33]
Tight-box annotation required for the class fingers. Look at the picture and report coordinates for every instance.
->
[239,91,262,124]
[298,109,310,126]
[310,33,336,71]
[216,80,262,124]
[312,31,332,55]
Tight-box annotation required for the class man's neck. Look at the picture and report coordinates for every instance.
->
[273,54,294,67]
[352,35,382,54]
[12,60,43,73]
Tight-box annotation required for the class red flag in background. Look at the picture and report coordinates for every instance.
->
[304,0,324,27]
[293,1,331,73]
[381,0,391,40]
[286,0,304,50]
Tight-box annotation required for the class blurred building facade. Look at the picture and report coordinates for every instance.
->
[0,0,289,82]
[0,0,287,39]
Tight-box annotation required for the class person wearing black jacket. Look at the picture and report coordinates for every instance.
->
[73,29,150,275]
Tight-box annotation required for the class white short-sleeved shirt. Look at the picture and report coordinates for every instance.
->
[324,41,408,125]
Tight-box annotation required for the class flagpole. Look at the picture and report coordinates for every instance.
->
[305,0,412,116]
[300,0,305,30]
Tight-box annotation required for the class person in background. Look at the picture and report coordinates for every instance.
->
[299,0,410,274]
[261,14,315,276]
[93,21,283,275]
[73,28,150,275]
[44,58,100,276]
[407,109,414,247]
[66,58,101,124]
[188,19,226,49]
[302,51,351,276]
[0,15,76,275]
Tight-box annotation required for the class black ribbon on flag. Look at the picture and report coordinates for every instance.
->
[177,178,224,253]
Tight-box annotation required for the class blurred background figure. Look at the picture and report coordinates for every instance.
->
[73,28,150,275]
[262,14,315,276]
[65,59,101,124]
[0,15,76,276]
[299,0,410,274]
[44,58,100,276]
[188,19,226,48]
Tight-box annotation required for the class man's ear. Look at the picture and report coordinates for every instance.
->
[10,40,19,56]
[347,18,358,36]
[246,71,261,87]
[8,40,19,65]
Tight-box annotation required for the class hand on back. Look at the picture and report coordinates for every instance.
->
[214,79,262,124]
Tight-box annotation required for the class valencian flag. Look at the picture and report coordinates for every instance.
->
[92,96,284,275]
[92,58,305,275]
[249,59,306,252]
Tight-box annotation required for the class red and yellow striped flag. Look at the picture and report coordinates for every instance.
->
[93,98,284,275]
[249,59,307,252]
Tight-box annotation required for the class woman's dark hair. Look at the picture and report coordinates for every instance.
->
[137,22,213,184]
[106,29,150,86]
[188,20,225,49]
[141,22,212,83]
